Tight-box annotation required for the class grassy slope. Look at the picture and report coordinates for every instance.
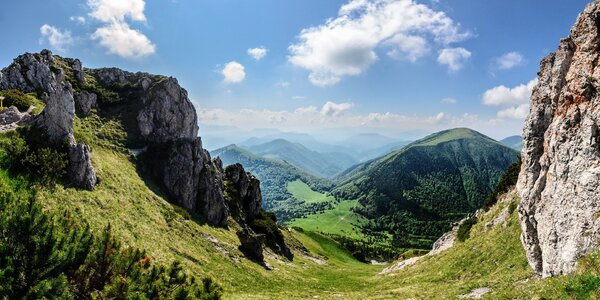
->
[287,180,334,204]
[290,200,366,239]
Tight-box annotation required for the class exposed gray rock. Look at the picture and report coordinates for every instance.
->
[518,0,600,277]
[68,143,98,190]
[0,50,96,190]
[137,77,198,143]
[0,106,34,132]
[197,154,229,226]
[458,287,491,299]
[224,163,262,222]
[236,227,265,263]
[74,91,97,116]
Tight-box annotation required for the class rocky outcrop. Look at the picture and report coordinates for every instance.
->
[74,91,97,116]
[518,0,600,277]
[137,77,198,143]
[68,143,98,190]
[236,227,266,263]
[0,50,96,190]
[224,163,262,223]
[0,106,34,132]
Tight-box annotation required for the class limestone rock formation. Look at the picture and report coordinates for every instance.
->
[0,50,97,190]
[224,163,262,223]
[236,227,266,263]
[68,143,98,190]
[518,0,600,277]
[74,91,97,116]
[137,77,198,143]
[0,106,34,132]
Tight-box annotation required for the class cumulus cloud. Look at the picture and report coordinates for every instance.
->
[483,79,537,119]
[288,0,471,86]
[494,51,524,70]
[483,79,537,106]
[320,101,354,116]
[40,24,74,52]
[87,0,146,22]
[441,97,457,104]
[248,47,268,60]
[87,0,155,59]
[91,22,155,58]
[437,47,471,72]
[497,104,529,119]
[222,61,246,83]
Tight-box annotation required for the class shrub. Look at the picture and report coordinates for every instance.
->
[0,129,68,186]
[0,89,41,112]
[0,191,223,299]
[456,215,477,242]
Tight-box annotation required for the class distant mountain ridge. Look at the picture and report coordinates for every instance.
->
[245,139,357,177]
[500,135,523,151]
[333,128,519,248]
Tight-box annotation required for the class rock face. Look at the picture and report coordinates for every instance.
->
[224,163,262,223]
[74,91,97,116]
[0,50,96,190]
[0,106,34,132]
[518,1,600,277]
[68,143,98,190]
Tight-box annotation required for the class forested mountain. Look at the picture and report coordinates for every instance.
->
[245,139,357,177]
[500,135,523,151]
[210,144,333,222]
[333,128,519,248]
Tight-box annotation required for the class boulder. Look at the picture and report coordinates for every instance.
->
[518,0,600,277]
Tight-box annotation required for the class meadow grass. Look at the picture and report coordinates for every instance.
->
[287,179,335,204]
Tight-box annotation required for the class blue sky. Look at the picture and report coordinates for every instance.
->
[0,0,591,140]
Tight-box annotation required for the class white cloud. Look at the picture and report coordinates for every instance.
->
[248,47,268,60]
[39,24,74,52]
[288,0,471,86]
[482,79,537,106]
[91,22,155,58]
[482,79,537,120]
[87,0,146,22]
[437,47,471,72]
[87,0,155,59]
[70,16,86,24]
[497,104,529,119]
[494,51,524,70]
[320,101,354,116]
[222,61,246,83]
[441,97,457,104]
[276,81,290,88]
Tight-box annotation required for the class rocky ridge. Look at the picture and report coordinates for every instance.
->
[0,50,290,261]
[518,0,600,277]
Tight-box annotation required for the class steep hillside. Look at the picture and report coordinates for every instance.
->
[211,144,333,222]
[334,128,519,248]
[246,138,357,177]
[500,135,523,151]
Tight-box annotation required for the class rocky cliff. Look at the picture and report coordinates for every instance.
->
[518,0,600,277]
[0,50,281,247]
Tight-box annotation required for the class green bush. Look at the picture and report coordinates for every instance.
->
[456,215,477,242]
[0,89,42,112]
[0,129,68,186]
[0,191,223,299]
